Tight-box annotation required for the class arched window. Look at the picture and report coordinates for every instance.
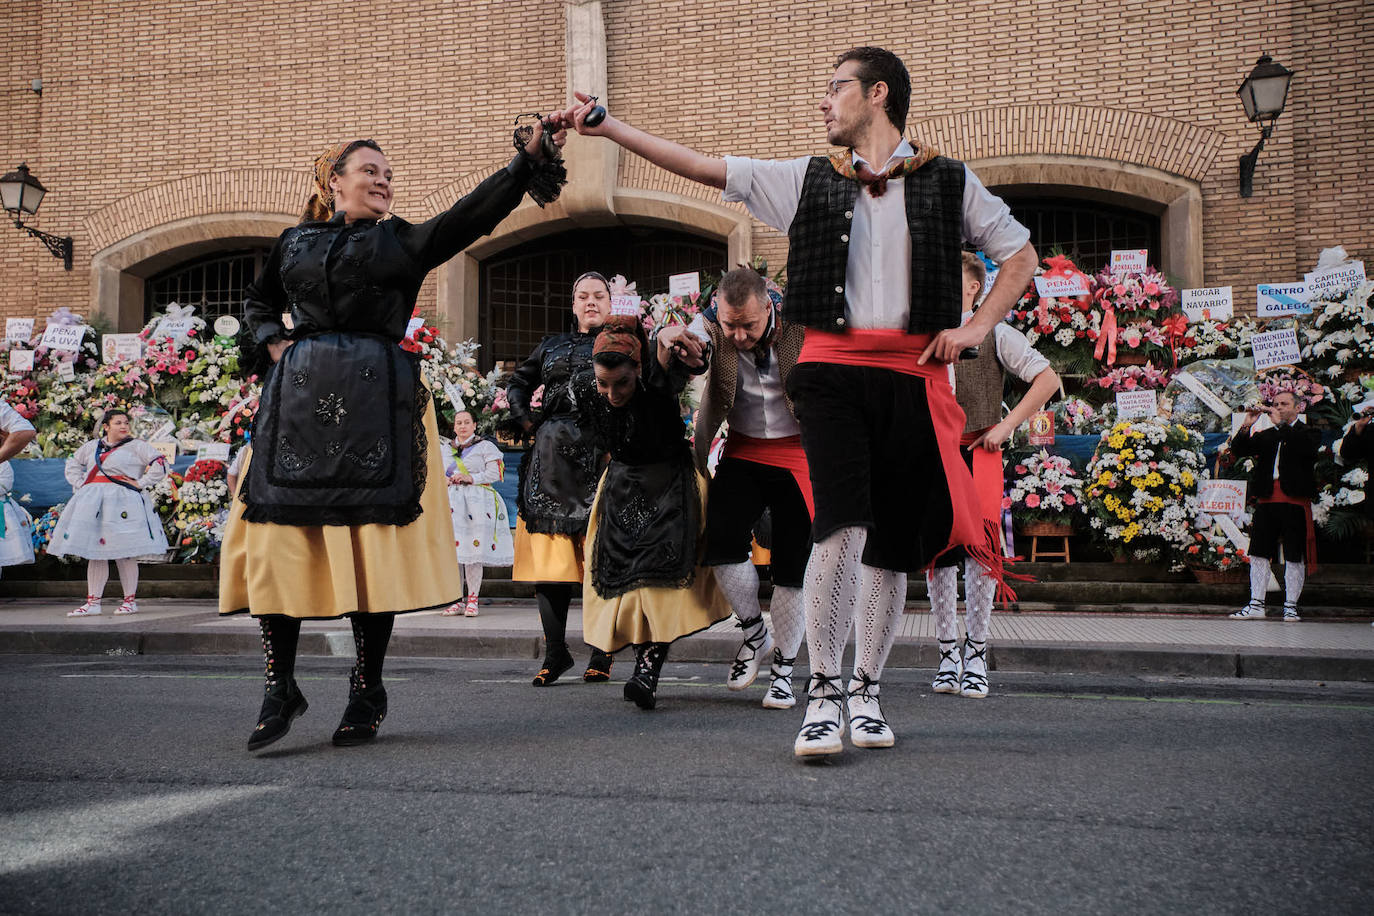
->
[481,227,727,369]
[144,247,272,325]
[998,194,1161,275]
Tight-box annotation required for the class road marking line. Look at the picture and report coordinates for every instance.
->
[1005,691,1374,711]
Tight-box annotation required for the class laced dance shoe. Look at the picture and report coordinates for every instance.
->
[959,638,989,699]
[332,672,388,747]
[1282,604,1301,622]
[247,680,308,751]
[761,649,796,709]
[532,643,574,687]
[68,596,102,617]
[727,615,773,690]
[114,597,139,616]
[932,639,962,694]
[794,673,846,757]
[847,673,894,748]
[463,594,479,617]
[1229,600,1266,620]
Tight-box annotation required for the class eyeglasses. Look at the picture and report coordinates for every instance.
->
[824,78,864,98]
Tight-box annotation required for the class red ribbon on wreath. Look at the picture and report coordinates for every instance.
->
[1160,313,1189,369]
[1094,289,1118,366]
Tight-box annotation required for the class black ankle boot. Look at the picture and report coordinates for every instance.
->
[583,648,614,683]
[532,642,574,687]
[623,643,668,710]
[332,672,388,747]
[247,679,308,751]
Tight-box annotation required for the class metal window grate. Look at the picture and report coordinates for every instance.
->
[481,228,727,370]
[1004,197,1160,275]
[145,248,271,325]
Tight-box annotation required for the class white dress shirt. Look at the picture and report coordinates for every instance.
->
[688,314,800,439]
[723,141,1029,330]
[958,311,1051,385]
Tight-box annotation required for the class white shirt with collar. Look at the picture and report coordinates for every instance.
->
[687,313,799,439]
[723,141,1029,330]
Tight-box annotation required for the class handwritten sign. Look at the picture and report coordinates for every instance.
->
[1115,389,1159,420]
[4,318,34,343]
[8,349,33,372]
[1027,410,1055,446]
[153,317,196,342]
[1304,260,1366,299]
[1255,282,1311,318]
[1033,274,1091,298]
[56,360,76,382]
[1173,371,1233,418]
[1250,328,1302,370]
[214,315,241,337]
[1197,479,1247,518]
[195,442,232,463]
[611,295,642,317]
[149,421,175,442]
[102,333,143,364]
[1180,287,1234,323]
[442,378,466,411]
[150,441,179,463]
[405,317,425,339]
[668,272,701,298]
[1110,249,1149,271]
[39,324,89,353]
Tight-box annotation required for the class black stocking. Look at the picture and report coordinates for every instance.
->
[259,616,301,688]
[535,584,572,649]
[349,613,395,691]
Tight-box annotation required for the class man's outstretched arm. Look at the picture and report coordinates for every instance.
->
[562,91,727,189]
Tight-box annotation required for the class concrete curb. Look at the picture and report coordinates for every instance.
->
[3,627,1370,684]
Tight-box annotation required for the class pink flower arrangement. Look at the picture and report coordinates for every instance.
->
[1092,266,1178,317]
[1088,365,1173,392]
[1256,367,1325,410]
[1005,449,1085,526]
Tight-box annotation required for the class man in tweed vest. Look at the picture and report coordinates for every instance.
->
[562,45,1036,758]
[657,268,812,710]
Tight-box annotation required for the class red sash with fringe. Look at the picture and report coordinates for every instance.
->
[799,329,1027,602]
[722,433,814,519]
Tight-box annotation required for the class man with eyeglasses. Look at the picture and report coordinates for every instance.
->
[561,45,1036,758]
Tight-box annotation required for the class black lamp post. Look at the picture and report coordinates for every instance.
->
[1236,54,1294,198]
[0,163,73,270]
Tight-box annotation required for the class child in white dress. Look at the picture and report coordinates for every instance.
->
[443,410,514,617]
[49,409,169,616]
[0,400,38,573]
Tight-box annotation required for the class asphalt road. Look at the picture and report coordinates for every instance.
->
[2,655,1372,916]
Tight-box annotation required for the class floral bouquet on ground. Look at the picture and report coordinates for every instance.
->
[1084,420,1205,563]
[1086,364,1174,396]
[1180,524,1249,577]
[160,459,231,563]
[1313,448,1369,540]
[1008,255,1100,375]
[1091,266,1178,369]
[1177,317,1257,365]
[31,503,69,558]
[1054,397,1102,435]
[1160,358,1258,434]
[1004,450,1085,531]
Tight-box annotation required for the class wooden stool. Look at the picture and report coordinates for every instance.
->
[1030,534,1070,563]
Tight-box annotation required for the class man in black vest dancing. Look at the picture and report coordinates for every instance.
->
[560,46,1036,757]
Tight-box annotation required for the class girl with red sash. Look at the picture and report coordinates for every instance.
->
[50,409,169,617]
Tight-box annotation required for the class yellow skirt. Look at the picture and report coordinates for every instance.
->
[218,399,461,618]
[512,521,584,583]
[581,468,732,652]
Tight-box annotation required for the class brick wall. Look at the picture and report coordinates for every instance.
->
[1,0,1369,328]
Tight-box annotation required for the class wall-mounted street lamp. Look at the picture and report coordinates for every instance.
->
[1236,53,1295,199]
[0,163,73,270]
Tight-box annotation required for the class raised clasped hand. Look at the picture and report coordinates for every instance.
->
[562,91,609,136]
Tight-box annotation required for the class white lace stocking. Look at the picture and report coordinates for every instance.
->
[854,564,906,681]
[768,585,806,659]
[963,557,997,643]
[803,526,868,677]
[1249,556,1271,603]
[1283,561,1305,606]
[714,560,762,623]
[462,563,484,597]
[927,564,960,642]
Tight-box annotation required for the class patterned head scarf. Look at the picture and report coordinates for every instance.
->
[309,141,352,215]
[593,315,643,365]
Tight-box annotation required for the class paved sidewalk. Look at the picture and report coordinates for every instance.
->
[3,596,1372,683]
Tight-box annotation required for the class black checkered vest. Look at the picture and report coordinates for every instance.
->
[784,155,965,334]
